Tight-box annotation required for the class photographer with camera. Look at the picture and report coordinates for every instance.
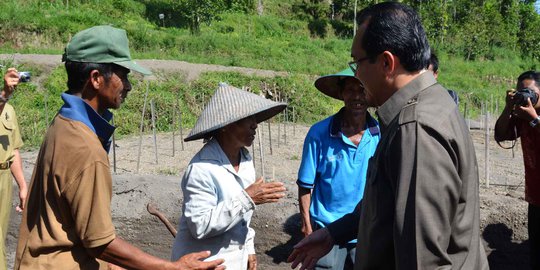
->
[0,67,27,270]
[495,70,540,269]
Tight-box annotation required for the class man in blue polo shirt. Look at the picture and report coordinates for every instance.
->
[297,68,380,270]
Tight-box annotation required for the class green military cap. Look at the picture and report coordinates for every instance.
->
[314,67,360,100]
[62,25,151,75]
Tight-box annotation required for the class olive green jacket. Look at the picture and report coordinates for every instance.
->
[328,72,489,269]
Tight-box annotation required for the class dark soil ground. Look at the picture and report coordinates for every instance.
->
[5,125,532,270]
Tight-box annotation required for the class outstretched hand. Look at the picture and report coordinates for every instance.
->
[3,67,19,97]
[245,177,286,205]
[287,228,334,270]
[174,251,226,270]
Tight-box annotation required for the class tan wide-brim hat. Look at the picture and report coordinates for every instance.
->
[314,67,359,100]
[184,83,287,142]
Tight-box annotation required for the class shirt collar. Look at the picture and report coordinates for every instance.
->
[376,71,437,128]
[330,107,380,137]
[58,93,115,151]
[200,138,249,164]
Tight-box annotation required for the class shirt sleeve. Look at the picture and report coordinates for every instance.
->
[62,161,116,249]
[182,165,256,240]
[297,130,320,189]
[391,121,461,268]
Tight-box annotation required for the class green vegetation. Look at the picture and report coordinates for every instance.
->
[4,61,338,148]
[0,0,539,148]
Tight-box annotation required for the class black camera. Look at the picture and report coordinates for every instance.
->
[18,71,31,83]
[513,88,538,106]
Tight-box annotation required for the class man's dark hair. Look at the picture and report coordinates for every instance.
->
[65,61,116,93]
[429,53,439,73]
[356,2,430,72]
[517,70,540,88]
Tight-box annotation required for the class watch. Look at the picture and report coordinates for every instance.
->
[530,116,540,127]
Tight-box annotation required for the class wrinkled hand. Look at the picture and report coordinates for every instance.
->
[245,177,286,205]
[288,228,334,270]
[247,254,257,270]
[173,251,225,270]
[16,186,27,213]
[3,67,19,97]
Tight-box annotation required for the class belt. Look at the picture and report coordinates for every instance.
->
[0,161,12,170]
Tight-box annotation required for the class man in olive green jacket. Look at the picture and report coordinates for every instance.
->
[289,3,488,269]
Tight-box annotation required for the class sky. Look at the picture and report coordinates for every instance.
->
[536,0,540,13]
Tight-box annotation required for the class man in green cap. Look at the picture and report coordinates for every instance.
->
[15,25,224,270]
[296,68,380,270]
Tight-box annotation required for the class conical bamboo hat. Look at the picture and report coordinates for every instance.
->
[185,83,287,142]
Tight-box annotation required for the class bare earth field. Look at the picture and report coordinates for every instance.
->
[5,123,532,270]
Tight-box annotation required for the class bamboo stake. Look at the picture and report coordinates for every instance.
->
[484,102,490,188]
[172,99,176,157]
[480,102,484,129]
[267,121,273,155]
[490,94,494,115]
[136,83,150,173]
[277,95,281,148]
[258,127,265,178]
[151,99,158,165]
[179,109,184,151]
[293,106,296,137]
[283,98,287,145]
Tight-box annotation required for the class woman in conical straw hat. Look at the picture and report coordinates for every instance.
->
[171,83,287,270]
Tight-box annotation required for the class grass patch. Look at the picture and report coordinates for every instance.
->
[5,65,339,149]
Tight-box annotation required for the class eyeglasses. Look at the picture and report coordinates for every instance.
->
[348,56,370,73]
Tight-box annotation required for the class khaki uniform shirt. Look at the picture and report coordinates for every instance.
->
[328,72,488,269]
[0,103,23,164]
[15,115,115,270]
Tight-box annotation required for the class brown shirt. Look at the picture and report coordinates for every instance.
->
[15,115,115,270]
[328,72,488,269]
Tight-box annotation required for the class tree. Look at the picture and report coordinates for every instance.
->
[292,0,331,37]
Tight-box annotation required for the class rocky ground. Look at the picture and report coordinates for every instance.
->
[5,123,532,270]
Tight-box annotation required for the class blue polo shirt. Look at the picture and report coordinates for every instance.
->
[58,93,115,152]
[297,108,380,236]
